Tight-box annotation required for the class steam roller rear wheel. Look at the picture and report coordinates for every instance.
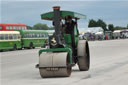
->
[77,40,90,71]
[39,52,72,78]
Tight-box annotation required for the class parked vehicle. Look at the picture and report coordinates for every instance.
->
[0,31,21,51]
[0,30,48,51]
[0,24,27,31]
[18,30,48,49]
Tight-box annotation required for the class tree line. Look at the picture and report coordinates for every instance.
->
[88,19,128,32]
[27,21,128,32]
[27,23,54,30]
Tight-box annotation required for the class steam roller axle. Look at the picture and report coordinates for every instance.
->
[39,52,71,78]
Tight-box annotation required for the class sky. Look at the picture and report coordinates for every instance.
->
[1,0,128,31]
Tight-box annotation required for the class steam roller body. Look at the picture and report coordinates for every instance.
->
[37,6,90,78]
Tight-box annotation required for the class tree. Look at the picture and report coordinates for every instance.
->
[88,19,97,27]
[114,26,127,30]
[108,24,114,32]
[88,19,107,33]
[127,24,128,29]
[48,26,55,30]
[97,19,107,32]
[27,25,32,30]
[33,23,49,30]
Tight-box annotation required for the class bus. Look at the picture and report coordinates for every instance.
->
[0,31,21,51]
[0,24,27,31]
[18,30,48,49]
[0,30,49,51]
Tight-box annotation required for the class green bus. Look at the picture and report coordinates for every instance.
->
[0,30,49,51]
[0,31,21,51]
[18,30,48,49]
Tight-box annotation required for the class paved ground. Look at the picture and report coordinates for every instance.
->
[0,39,128,85]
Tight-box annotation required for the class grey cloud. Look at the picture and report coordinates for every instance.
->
[1,1,128,28]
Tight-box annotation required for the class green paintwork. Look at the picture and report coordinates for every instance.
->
[0,40,21,50]
[74,26,79,47]
[17,30,48,48]
[64,34,72,44]
[21,38,47,47]
[41,11,86,20]
[39,48,72,64]
[17,30,48,38]
[64,26,79,47]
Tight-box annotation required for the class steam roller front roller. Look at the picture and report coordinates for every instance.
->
[39,52,72,78]
[77,40,90,71]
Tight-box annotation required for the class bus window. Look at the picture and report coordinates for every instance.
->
[6,26,10,29]
[0,26,2,29]
[32,33,35,38]
[0,34,4,40]
[26,34,29,38]
[25,34,28,38]
[13,26,16,29]
[34,34,36,37]
[10,26,13,29]
[18,26,20,30]
[9,34,13,40]
[24,27,27,30]
[0,34,1,39]
[27,34,29,38]
[45,34,48,37]
[20,26,22,30]
[5,34,8,40]
[25,34,27,38]
[37,34,40,37]
[20,27,22,30]
[16,26,18,30]
[18,27,20,30]
[13,34,17,39]
[21,27,23,30]
[35,34,37,37]
[23,27,25,30]
[18,35,21,39]
[19,27,21,30]
[41,34,44,37]
[22,26,24,30]
[34,34,36,38]
[28,34,31,38]
[24,34,26,38]
[39,34,42,37]
[44,34,46,37]
[28,34,30,38]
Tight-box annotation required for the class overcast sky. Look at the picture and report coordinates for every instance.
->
[1,0,128,30]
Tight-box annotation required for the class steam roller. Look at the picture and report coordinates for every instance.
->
[37,6,90,78]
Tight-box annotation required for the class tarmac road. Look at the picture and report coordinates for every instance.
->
[0,39,128,85]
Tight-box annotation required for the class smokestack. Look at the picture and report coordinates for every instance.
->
[53,6,62,45]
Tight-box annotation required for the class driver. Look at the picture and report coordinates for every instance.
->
[65,16,76,34]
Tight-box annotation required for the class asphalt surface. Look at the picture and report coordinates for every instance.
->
[1,39,128,85]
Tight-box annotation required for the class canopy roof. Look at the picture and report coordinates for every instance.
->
[41,11,86,20]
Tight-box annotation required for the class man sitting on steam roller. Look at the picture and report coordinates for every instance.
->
[64,16,77,63]
[65,16,76,34]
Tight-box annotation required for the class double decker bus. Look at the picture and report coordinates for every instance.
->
[0,24,27,31]
[0,31,21,51]
[18,30,48,49]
